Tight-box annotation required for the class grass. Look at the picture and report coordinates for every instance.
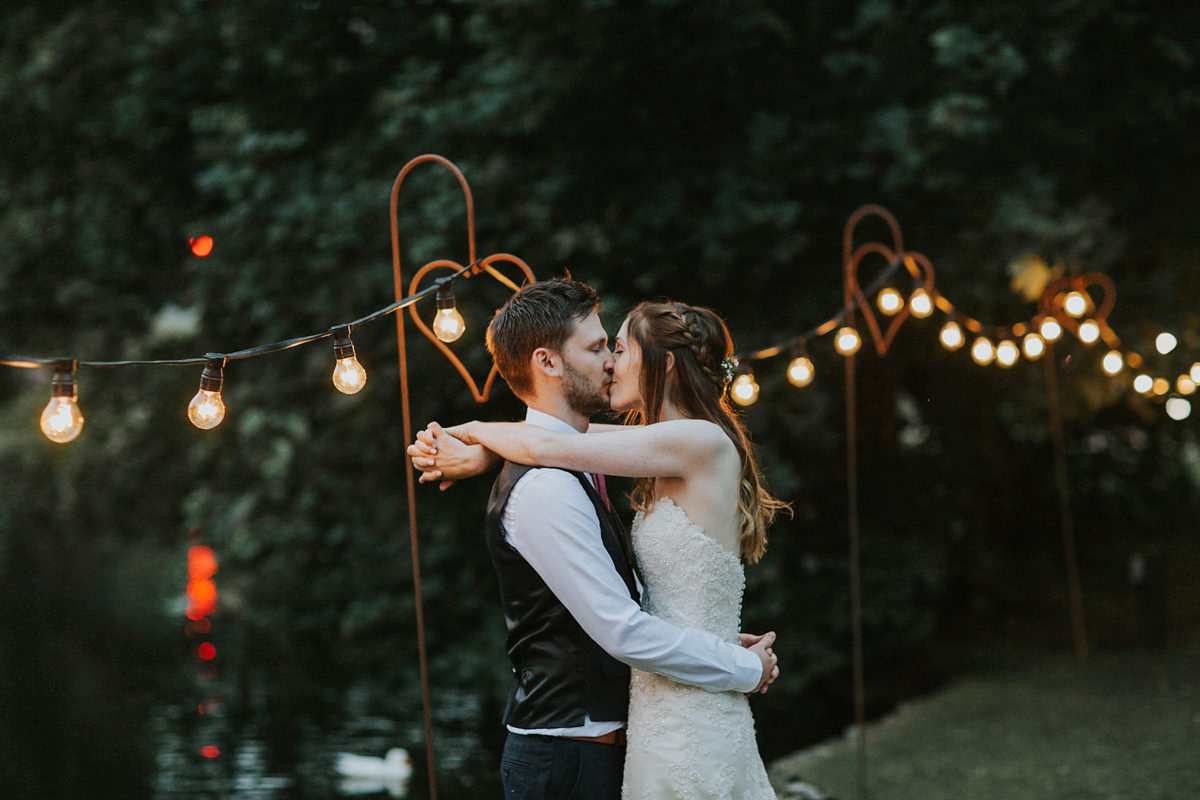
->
[768,644,1200,800]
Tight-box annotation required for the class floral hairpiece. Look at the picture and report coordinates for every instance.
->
[720,356,739,386]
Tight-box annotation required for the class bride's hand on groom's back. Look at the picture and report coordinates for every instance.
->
[739,631,779,695]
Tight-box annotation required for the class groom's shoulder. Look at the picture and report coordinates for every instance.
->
[504,463,585,503]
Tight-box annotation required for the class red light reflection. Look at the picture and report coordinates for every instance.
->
[189,236,215,257]
[200,745,220,759]
[195,642,217,661]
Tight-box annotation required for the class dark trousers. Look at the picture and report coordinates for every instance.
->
[500,732,624,800]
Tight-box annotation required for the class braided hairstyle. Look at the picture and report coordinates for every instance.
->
[622,301,789,563]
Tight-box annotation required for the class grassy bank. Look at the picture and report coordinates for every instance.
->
[768,645,1200,800]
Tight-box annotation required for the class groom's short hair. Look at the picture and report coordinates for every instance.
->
[487,278,599,399]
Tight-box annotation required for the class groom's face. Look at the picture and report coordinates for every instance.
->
[557,311,613,417]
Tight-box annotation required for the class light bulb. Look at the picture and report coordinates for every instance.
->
[1101,350,1124,376]
[1022,333,1046,360]
[1153,378,1169,396]
[1063,291,1088,317]
[1165,397,1192,421]
[939,321,964,351]
[876,288,903,316]
[1191,363,1200,383]
[1132,374,1154,395]
[188,359,227,430]
[331,328,367,395]
[787,355,814,387]
[730,371,759,406]
[433,282,466,343]
[1077,320,1100,344]
[1155,332,1177,355]
[995,339,1019,368]
[971,336,995,366]
[1176,375,1196,395]
[909,289,933,318]
[40,363,84,443]
[1039,317,1063,342]
[834,326,861,356]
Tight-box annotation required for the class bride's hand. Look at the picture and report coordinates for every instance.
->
[741,631,778,695]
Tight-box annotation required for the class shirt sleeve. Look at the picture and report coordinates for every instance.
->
[504,468,762,694]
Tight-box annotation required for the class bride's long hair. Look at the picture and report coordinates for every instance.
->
[622,301,789,563]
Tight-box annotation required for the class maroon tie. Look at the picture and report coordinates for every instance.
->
[592,473,612,510]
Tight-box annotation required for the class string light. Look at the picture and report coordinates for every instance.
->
[908,288,933,318]
[188,358,227,430]
[1153,378,1170,396]
[40,360,85,443]
[331,327,367,395]
[1039,317,1063,342]
[730,368,759,406]
[1063,291,1088,317]
[876,287,903,316]
[995,339,1019,368]
[1077,320,1100,344]
[1155,332,1178,355]
[1177,375,1196,395]
[1101,350,1124,376]
[1133,374,1154,394]
[1165,397,1192,421]
[834,326,861,356]
[939,321,965,351]
[432,282,466,343]
[787,348,815,387]
[1022,332,1046,360]
[1192,363,1200,383]
[970,336,995,366]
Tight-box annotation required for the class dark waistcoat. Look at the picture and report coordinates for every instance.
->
[484,462,639,729]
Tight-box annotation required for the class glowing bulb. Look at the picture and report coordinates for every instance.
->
[876,288,903,316]
[1153,378,1170,396]
[188,359,227,430]
[730,372,759,406]
[1022,333,1046,360]
[1177,376,1196,395]
[40,363,84,443]
[1191,363,1200,383]
[331,328,367,394]
[834,326,861,356]
[1077,320,1100,344]
[971,337,995,366]
[433,282,466,343]
[787,355,814,387]
[939,321,964,350]
[1166,397,1192,421]
[1063,291,1088,317]
[1101,350,1124,376]
[1039,317,1063,342]
[1155,332,1177,355]
[1132,374,1154,395]
[995,339,1019,368]
[909,289,933,318]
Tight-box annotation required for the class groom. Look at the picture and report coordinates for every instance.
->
[410,279,777,800]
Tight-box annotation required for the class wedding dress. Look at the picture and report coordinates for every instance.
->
[622,498,776,800]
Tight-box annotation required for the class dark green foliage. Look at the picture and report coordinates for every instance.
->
[2,2,1199,783]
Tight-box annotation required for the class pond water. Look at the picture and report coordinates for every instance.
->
[148,685,501,800]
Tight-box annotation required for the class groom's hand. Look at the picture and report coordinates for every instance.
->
[740,631,778,695]
[407,421,500,490]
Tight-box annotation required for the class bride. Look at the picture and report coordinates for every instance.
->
[431,300,788,799]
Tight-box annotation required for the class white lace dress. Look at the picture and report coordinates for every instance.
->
[622,498,776,800]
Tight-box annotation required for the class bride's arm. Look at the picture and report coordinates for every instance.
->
[444,418,730,479]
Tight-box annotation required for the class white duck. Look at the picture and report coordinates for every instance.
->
[335,748,413,796]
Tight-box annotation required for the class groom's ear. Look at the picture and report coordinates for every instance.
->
[531,347,562,378]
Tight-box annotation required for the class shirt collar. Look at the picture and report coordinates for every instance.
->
[525,407,583,435]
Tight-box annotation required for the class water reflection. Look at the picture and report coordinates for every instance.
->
[149,686,500,799]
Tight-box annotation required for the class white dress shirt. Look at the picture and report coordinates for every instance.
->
[503,408,762,736]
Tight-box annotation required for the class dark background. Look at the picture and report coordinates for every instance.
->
[2,1,1198,796]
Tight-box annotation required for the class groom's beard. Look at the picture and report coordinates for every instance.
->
[562,360,611,417]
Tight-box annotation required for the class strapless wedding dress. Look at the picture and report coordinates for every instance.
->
[622,499,776,800]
